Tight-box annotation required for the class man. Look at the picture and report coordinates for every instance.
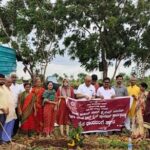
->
[1,77,17,143]
[0,74,9,144]
[76,75,96,99]
[113,75,128,97]
[97,77,116,99]
[10,73,22,136]
[127,76,140,117]
[91,74,99,92]
[127,76,140,131]
[113,75,130,131]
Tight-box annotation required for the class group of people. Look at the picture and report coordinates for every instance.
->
[0,72,150,144]
[77,74,150,140]
[0,73,75,144]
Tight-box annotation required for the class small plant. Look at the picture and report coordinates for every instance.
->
[67,125,84,148]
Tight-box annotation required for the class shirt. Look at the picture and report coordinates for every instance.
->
[19,84,26,93]
[97,86,116,99]
[113,85,128,97]
[76,83,96,97]
[0,86,9,114]
[127,84,140,117]
[127,85,140,98]
[3,85,17,123]
[10,83,23,107]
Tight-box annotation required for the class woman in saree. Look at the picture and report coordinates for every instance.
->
[144,92,150,139]
[43,82,57,137]
[18,83,35,137]
[132,82,148,140]
[31,77,45,134]
[56,79,74,137]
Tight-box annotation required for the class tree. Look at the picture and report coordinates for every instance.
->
[0,0,67,80]
[77,72,87,83]
[62,0,150,79]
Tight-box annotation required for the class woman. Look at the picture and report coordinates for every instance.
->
[43,82,57,137]
[56,79,74,137]
[144,92,150,139]
[31,77,45,134]
[18,83,35,136]
[132,82,148,140]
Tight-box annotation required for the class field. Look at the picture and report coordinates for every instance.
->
[0,129,150,150]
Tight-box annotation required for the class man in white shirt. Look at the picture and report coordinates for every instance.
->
[76,75,96,99]
[97,77,116,99]
[10,73,22,136]
[10,73,23,107]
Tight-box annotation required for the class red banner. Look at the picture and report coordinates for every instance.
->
[66,97,130,133]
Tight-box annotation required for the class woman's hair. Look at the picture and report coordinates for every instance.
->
[24,82,31,87]
[47,81,53,86]
[140,82,148,89]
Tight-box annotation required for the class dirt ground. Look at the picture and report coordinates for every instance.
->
[0,130,150,150]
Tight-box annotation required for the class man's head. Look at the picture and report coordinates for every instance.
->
[5,77,12,88]
[84,75,92,87]
[11,73,17,84]
[116,74,123,85]
[91,74,98,85]
[103,77,111,89]
[0,74,5,86]
[140,82,148,92]
[130,76,137,86]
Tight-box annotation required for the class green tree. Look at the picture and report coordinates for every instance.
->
[77,73,87,83]
[63,0,150,79]
[0,0,66,80]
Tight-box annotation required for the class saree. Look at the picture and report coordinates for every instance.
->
[132,91,147,138]
[19,91,36,132]
[43,90,56,135]
[143,92,150,137]
[31,87,45,133]
[56,86,74,125]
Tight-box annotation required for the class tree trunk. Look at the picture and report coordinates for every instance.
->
[111,59,122,81]
[101,49,108,78]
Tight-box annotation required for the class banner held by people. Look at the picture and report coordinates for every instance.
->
[67,97,130,133]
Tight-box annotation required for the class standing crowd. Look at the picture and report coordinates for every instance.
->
[0,73,150,144]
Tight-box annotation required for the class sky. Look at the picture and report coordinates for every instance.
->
[16,54,134,79]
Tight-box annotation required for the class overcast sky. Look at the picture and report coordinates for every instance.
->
[16,54,135,79]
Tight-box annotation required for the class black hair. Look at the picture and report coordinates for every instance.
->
[0,74,5,78]
[140,82,148,89]
[47,81,53,86]
[91,74,98,81]
[24,82,31,87]
[103,77,110,82]
[116,74,123,79]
